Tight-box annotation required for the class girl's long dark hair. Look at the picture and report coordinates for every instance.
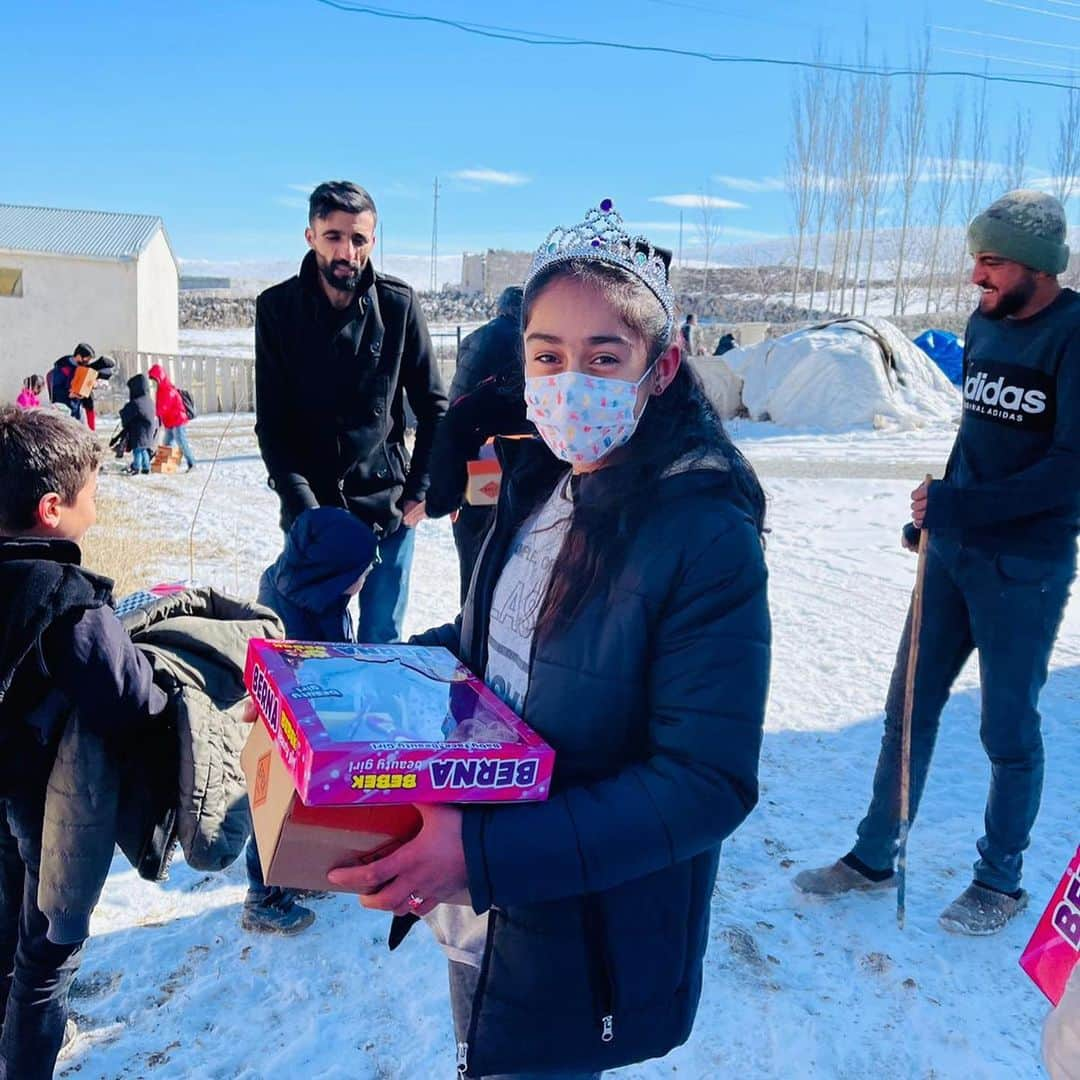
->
[528,260,766,640]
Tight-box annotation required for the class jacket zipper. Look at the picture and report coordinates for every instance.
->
[583,897,616,1045]
[461,909,499,1078]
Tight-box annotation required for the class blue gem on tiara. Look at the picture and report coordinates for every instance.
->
[526,200,676,334]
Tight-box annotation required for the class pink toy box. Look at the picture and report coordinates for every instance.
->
[244,639,554,807]
[1020,844,1080,1006]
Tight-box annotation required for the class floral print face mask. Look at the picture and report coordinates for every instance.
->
[524,364,656,466]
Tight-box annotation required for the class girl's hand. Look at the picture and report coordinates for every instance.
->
[327,804,468,917]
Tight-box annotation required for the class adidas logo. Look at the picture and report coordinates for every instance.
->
[963,371,1047,415]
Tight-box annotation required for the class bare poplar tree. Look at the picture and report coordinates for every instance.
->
[786,61,826,308]
[925,97,963,315]
[807,64,839,315]
[1003,108,1032,191]
[1052,86,1080,208]
[952,78,990,312]
[861,68,892,317]
[696,188,724,306]
[891,34,930,317]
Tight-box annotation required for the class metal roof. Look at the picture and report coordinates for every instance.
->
[0,203,165,260]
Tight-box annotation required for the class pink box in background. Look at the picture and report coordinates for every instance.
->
[1020,844,1080,1006]
[244,639,554,807]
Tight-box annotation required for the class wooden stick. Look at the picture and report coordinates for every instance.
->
[897,474,932,929]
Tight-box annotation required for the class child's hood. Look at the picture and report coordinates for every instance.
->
[127,373,152,399]
[266,508,379,612]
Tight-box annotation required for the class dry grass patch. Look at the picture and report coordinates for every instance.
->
[81,490,189,596]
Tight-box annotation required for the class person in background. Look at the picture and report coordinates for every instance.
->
[679,312,697,355]
[117,374,158,475]
[79,354,115,433]
[794,190,1080,934]
[239,506,378,934]
[330,202,770,1079]
[425,286,529,602]
[147,364,196,471]
[255,180,447,644]
[48,344,95,423]
[0,406,167,1079]
[15,376,43,410]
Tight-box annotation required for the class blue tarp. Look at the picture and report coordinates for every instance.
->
[914,329,964,386]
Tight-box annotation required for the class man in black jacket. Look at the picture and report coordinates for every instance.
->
[255,181,447,643]
[425,286,528,601]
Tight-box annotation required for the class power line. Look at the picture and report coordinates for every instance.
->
[311,0,1080,92]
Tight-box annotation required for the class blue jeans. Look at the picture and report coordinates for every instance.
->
[0,792,84,1080]
[356,524,416,644]
[132,447,150,473]
[852,537,1074,894]
[244,834,277,901]
[163,425,195,467]
[448,961,602,1080]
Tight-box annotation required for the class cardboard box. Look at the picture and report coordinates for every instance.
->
[242,720,421,892]
[244,640,554,807]
[1020,844,1080,1005]
[154,446,182,463]
[465,458,502,506]
[70,365,99,398]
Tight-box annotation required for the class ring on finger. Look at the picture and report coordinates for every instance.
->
[407,892,425,909]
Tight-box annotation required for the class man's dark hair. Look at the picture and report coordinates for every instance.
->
[308,181,377,224]
[0,407,101,531]
[73,343,95,360]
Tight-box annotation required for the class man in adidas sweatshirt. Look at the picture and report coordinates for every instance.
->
[796,191,1080,935]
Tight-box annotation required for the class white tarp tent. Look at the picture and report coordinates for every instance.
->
[719,316,960,429]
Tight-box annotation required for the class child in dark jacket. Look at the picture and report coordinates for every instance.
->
[0,406,167,1079]
[240,507,378,935]
[118,374,159,474]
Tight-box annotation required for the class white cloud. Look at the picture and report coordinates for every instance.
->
[274,196,309,210]
[711,175,786,193]
[286,183,320,194]
[649,193,748,210]
[625,220,684,233]
[448,168,530,187]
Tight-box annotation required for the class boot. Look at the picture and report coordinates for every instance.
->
[938,882,1028,936]
[793,856,896,897]
[241,889,315,935]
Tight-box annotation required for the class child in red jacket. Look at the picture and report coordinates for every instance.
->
[147,364,196,471]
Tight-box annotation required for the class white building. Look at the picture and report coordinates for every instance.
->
[459,249,532,297]
[0,203,179,404]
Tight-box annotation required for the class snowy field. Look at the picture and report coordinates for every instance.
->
[61,416,1077,1080]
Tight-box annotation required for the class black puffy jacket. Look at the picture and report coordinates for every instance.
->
[414,435,771,1077]
[255,253,447,535]
[119,374,158,451]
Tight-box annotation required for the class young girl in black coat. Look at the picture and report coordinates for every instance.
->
[331,203,771,1079]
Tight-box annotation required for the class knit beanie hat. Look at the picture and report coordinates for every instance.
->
[967,190,1070,275]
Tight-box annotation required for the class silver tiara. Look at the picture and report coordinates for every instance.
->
[527,199,676,332]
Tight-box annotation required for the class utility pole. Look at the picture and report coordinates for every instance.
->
[430,176,440,292]
[379,219,384,272]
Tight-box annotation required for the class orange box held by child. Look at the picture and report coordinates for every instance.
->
[69,365,98,399]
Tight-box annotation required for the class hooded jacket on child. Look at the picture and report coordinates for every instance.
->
[147,364,189,430]
[119,374,158,451]
[257,507,379,641]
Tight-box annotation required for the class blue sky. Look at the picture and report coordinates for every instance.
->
[3,0,1077,275]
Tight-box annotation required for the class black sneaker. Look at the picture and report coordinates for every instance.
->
[241,891,315,935]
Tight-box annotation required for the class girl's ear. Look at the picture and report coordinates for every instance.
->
[653,342,682,395]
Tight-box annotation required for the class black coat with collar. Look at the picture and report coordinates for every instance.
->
[254,252,448,535]
[413,436,771,1077]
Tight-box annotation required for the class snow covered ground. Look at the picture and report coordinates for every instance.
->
[61,417,1076,1079]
